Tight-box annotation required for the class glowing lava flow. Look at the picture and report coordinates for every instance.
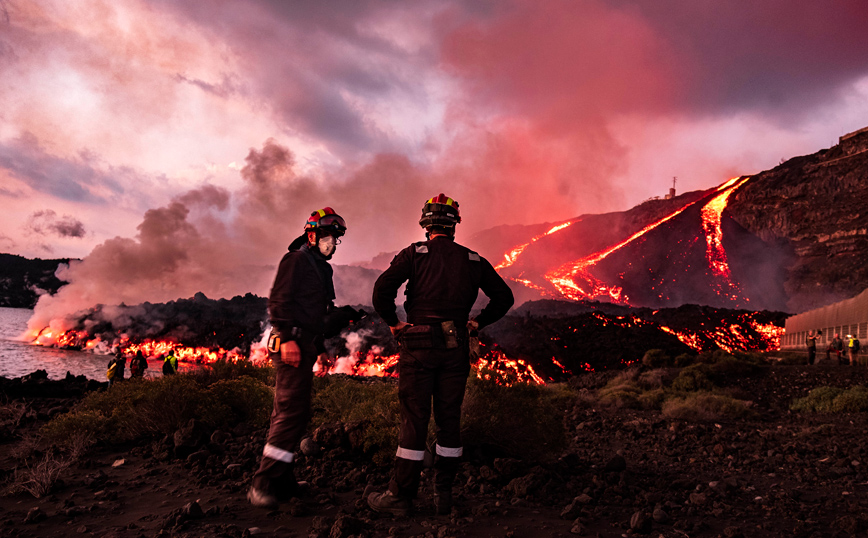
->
[543,177,751,304]
[544,199,699,303]
[700,176,751,302]
[495,221,574,271]
[32,328,549,386]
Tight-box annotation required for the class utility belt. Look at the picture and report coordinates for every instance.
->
[267,326,314,353]
[399,321,466,350]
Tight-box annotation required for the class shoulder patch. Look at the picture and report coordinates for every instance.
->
[468,251,480,261]
[415,244,429,254]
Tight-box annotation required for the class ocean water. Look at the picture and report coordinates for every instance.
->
[0,307,164,380]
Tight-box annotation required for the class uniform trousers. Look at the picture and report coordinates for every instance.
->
[390,344,470,499]
[252,341,316,498]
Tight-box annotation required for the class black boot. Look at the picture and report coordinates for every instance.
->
[434,489,452,516]
[367,491,412,516]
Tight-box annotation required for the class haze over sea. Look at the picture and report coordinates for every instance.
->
[0,307,164,380]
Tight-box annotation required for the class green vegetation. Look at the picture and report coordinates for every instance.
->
[596,350,761,421]
[310,376,400,465]
[791,385,868,412]
[42,359,274,447]
[462,366,573,462]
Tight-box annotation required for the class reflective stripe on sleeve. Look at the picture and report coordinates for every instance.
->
[263,443,295,463]
[435,444,463,457]
[396,447,426,461]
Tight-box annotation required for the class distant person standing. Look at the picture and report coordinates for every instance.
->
[834,334,845,365]
[805,330,818,365]
[130,350,148,378]
[848,335,861,365]
[107,350,126,385]
[162,349,178,375]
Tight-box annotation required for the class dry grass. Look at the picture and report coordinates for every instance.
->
[661,393,754,422]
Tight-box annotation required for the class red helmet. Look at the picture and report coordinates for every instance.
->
[305,207,347,236]
[419,193,461,229]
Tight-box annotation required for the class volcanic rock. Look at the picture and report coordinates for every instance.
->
[24,507,45,524]
[174,419,206,458]
[603,454,626,472]
[312,423,346,449]
[300,438,321,457]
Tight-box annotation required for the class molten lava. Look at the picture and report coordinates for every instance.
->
[495,221,575,271]
[543,196,697,303]
[493,176,752,306]
[700,176,751,303]
[31,327,552,386]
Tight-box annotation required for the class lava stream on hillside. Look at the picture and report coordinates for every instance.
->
[494,176,760,308]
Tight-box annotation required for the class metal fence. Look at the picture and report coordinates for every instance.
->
[782,288,868,349]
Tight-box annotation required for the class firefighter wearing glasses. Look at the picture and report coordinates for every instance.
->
[249,207,363,509]
[368,194,514,516]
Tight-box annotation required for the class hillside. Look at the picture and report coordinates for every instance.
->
[0,254,71,309]
[467,129,868,314]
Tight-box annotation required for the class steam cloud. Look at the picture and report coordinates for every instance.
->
[27,140,418,334]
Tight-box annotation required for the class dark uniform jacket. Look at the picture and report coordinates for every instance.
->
[268,243,335,351]
[372,236,514,329]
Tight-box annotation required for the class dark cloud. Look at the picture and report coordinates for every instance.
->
[609,0,868,123]
[0,133,125,204]
[175,73,242,99]
[25,210,86,238]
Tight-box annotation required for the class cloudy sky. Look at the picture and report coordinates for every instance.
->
[3,0,868,310]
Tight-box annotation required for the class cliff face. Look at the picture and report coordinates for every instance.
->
[728,130,868,312]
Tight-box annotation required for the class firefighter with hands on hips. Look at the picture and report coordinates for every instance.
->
[248,207,365,509]
[367,193,514,516]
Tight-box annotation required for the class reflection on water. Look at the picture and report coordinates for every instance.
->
[0,307,168,380]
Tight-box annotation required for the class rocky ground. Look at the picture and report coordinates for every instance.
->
[2,359,868,538]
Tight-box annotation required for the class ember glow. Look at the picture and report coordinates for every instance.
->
[495,221,575,271]
[475,349,547,385]
[655,312,783,353]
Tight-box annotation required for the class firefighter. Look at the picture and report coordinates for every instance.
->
[367,193,514,516]
[249,207,363,509]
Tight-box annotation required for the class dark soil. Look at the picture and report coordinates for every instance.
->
[3,359,868,538]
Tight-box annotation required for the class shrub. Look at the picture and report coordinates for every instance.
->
[674,353,695,367]
[791,386,868,412]
[42,374,268,447]
[671,364,715,392]
[661,393,754,421]
[708,355,760,378]
[598,370,642,408]
[638,369,668,390]
[642,349,672,368]
[310,376,400,465]
[638,388,667,409]
[462,368,572,462]
[831,386,868,412]
[195,357,274,385]
[198,377,273,429]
